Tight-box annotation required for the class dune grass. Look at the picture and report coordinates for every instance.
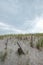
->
[36,39,43,50]
[0,51,7,62]
[0,33,43,39]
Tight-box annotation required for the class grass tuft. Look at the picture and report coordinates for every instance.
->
[0,51,7,62]
[36,39,43,50]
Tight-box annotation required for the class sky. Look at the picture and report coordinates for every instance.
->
[0,0,43,34]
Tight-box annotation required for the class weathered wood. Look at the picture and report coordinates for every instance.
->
[17,42,25,55]
[5,39,8,50]
[17,42,21,48]
[30,34,33,47]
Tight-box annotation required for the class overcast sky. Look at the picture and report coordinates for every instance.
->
[0,0,43,34]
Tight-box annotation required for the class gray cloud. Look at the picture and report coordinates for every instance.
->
[0,0,43,34]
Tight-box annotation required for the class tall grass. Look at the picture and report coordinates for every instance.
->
[0,51,7,62]
[36,39,43,50]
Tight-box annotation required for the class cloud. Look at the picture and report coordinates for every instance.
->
[21,16,43,33]
[0,0,43,34]
[21,19,35,30]
[0,22,26,34]
[0,22,9,30]
[32,17,43,33]
[0,17,43,34]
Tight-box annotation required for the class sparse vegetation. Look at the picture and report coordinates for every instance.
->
[36,39,43,50]
[0,39,8,62]
[0,36,4,39]
[0,51,7,62]
[0,33,43,65]
[41,39,43,47]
